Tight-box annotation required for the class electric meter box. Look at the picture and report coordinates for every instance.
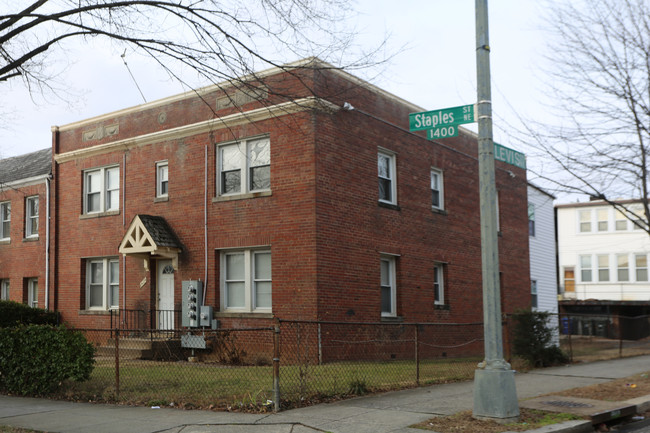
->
[200,305,213,327]
[182,280,203,327]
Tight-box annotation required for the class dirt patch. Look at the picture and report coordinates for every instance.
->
[556,372,650,401]
[414,408,584,433]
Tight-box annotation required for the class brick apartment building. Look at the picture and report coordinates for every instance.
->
[2,59,531,335]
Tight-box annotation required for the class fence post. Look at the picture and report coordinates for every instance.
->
[318,322,323,365]
[567,316,573,362]
[273,318,280,413]
[115,328,120,397]
[619,315,623,358]
[415,324,420,386]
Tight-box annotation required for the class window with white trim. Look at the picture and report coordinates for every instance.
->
[222,249,272,312]
[579,210,591,233]
[433,263,445,305]
[597,254,609,282]
[528,203,535,237]
[636,254,648,281]
[378,150,397,205]
[86,258,119,310]
[156,161,169,198]
[84,166,119,214]
[27,278,38,308]
[0,201,9,240]
[1,279,9,300]
[597,209,608,232]
[580,255,592,282]
[615,210,628,231]
[431,169,444,210]
[25,196,38,238]
[217,137,270,196]
[380,255,397,316]
[617,254,629,282]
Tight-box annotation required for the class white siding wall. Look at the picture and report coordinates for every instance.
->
[528,186,558,314]
[557,202,650,301]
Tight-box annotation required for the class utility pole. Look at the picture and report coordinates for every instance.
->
[472,0,519,422]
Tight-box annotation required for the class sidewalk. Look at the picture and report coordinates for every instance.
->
[1,355,649,433]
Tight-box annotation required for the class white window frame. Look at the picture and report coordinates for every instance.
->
[528,202,535,237]
[597,209,608,232]
[25,196,38,238]
[580,255,592,282]
[1,279,9,300]
[597,254,609,282]
[615,210,628,231]
[27,278,38,308]
[617,254,629,282]
[430,168,444,210]
[579,209,592,233]
[86,258,119,310]
[0,201,10,240]
[217,137,271,197]
[380,255,397,317]
[84,165,120,214]
[433,263,445,305]
[531,280,538,309]
[221,249,272,313]
[636,254,648,282]
[378,150,397,205]
[156,161,169,198]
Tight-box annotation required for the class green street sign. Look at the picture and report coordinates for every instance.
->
[494,142,526,170]
[427,125,460,139]
[409,104,476,131]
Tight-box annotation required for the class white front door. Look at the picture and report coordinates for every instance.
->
[157,260,175,330]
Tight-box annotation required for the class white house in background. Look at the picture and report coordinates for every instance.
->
[556,199,650,301]
[528,183,558,315]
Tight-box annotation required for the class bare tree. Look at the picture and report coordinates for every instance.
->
[0,1,383,103]
[514,0,650,233]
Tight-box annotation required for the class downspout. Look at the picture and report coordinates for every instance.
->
[203,144,208,305]
[51,126,60,312]
[45,175,51,310]
[122,153,127,313]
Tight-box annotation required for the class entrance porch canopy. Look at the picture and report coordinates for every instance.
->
[118,215,182,270]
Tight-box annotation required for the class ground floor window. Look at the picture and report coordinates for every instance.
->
[221,249,271,313]
[434,263,445,305]
[380,255,397,317]
[1,279,9,300]
[531,280,538,309]
[86,258,119,310]
[27,278,38,308]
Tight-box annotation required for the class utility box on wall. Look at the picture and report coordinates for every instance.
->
[182,280,203,327]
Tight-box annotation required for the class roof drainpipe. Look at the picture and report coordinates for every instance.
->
[45,175,51,310]
[203,144,208,306]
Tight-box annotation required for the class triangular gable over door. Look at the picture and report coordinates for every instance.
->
[119,215,182,269]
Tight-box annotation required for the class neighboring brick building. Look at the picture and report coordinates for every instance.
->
[7,59,531,334]
[0,148,52,308]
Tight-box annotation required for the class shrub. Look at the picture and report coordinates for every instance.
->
[0,325,95,395]
[511,310,569,368]
[0,300,59,328]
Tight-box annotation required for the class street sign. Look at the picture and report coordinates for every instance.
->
[427,125,459,139]
[409,104,476,131]
[494,142,526,170]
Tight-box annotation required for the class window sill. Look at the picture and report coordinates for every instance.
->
[431,207,447,216]
[213,191,272,203]
[378,201,400,211]
[381,315,403,323]
[80,210,120,220]
[23,236,39,242]
[434,304,450,311]
[79,309,111,315]
[154,196,169,203]
[216,311,274,319]
[0,239,9,245]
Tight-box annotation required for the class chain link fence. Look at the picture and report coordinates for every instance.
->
[56,314,650,411]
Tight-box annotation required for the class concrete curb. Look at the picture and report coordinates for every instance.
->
[505,420,594,433]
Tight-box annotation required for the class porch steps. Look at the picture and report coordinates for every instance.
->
[97,337,183,360]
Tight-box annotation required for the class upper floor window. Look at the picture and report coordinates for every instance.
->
[378,150,397,205]
[86,258,119,310]
[0,201,10,240]
[636,254,648,281]
[597,209,608,232]
[580,255,592,282]
[84,166,119,214]
[431,169,444,210]
[1,279,9,300]
[380,255,397,317]
[221,249,272,312]
[531,280,538,309]
[156,161,169,198]
[217,137,270,196]
[528,203,535,237]
[615,210,628,231]
[617,254,629,282]
[579,210,591,233]
[597,254,609,281]
[25,196,38,238]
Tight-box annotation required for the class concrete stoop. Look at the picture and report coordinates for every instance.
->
[96,337,183,360]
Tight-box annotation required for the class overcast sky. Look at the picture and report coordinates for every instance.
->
[1,0,549,181]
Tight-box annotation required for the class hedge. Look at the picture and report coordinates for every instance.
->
[0,300,59,328]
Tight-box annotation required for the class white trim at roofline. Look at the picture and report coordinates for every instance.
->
[52,58,425,134]
[54,97,339,164]
[0,174,50,190]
